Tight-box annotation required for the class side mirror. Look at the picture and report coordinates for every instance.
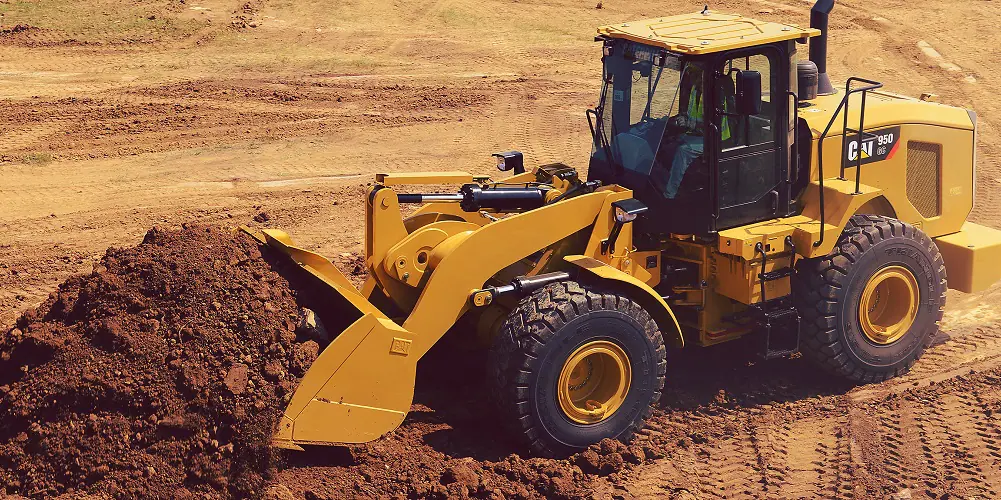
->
[735,70,762,115]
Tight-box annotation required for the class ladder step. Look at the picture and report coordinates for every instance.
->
[759,267,794,281]
[761,305,800,360]
[670,301,702,307]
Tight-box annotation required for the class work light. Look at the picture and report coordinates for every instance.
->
[492,151,525,174]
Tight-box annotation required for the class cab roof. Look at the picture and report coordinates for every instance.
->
[596,11,820,55]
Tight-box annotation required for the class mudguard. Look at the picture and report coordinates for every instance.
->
[564,255,685,348]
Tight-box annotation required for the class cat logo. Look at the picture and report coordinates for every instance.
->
[844,126,901,167]
[849,141,872,160]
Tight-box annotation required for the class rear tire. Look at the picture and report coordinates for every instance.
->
[793,215,947,383]
[487,281,666,457]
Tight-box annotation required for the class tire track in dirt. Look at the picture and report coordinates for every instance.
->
[700,429,762,499]
[624,366,1001,498]
[753,421,785,496]
[880,400,922,493]
[913,394,960,494]
[776,417,838,499]
[936,392,999,497]
[831,414,857,499]
[885,388,1001,498]
[905,326,1001,382]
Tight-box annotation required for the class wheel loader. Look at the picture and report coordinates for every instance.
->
[245,0,1001,456]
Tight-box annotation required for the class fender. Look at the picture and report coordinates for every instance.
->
[796,178,883,258]
[564,255,685,348]
[718,179,885,261]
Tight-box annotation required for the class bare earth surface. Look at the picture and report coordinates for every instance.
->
[2,0,1001,498]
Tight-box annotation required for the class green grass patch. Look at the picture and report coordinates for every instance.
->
[436,6,481,28]
[229,47,385,73]
[21,152,53,165]
[0,0,206,43]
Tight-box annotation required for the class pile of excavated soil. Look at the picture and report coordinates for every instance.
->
[0,224,651,500]
[0,225,317,498]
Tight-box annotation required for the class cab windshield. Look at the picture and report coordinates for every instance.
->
[590,45,707,199]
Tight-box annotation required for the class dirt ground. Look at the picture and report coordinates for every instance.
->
[2,0,1001,498]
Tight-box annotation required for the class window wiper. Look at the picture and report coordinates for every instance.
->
[587,76,614,164]
[641,63,665,121]
[607,111,622,172]
[586,109,613,164]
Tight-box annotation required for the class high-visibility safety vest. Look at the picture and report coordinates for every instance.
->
[687,86,731,141]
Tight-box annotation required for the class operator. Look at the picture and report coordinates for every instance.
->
[657,65,732,199]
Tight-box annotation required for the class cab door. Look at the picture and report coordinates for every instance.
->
[711,46,788,230]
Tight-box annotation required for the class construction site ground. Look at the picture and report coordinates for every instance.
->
[2,0,1001,498]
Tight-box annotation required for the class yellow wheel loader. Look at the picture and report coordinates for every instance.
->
[247,0,1001,456]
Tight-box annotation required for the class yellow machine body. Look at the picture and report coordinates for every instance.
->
[252,9,1001,448]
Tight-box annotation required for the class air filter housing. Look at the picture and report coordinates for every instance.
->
[797,60,819,101]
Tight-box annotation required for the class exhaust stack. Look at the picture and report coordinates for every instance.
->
[809,0,836,95]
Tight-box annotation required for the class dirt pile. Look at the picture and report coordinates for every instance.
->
[0,225,314,498]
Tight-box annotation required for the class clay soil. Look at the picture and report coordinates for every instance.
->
[3,0,1001,498]
[0,225,309,498]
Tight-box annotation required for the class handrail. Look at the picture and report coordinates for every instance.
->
[708,122,721,232]
[755,242,768,305]
[846,77,882,194]
[812,77,883,248]
[788,90,800,187]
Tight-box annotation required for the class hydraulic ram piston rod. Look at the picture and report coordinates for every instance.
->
[396,193,465,203]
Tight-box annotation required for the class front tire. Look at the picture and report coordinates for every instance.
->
[794,215,947,383]
[488,281,667,457]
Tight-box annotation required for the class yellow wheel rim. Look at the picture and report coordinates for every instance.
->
[858,265,920,345]
[557,340,631,424]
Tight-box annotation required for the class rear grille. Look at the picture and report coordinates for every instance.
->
[906,141,942,218]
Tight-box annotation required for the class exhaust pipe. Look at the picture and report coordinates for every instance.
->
[809,0,836,95]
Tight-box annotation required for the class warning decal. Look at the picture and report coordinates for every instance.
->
[843,126,901,167]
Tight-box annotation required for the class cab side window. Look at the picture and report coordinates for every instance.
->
[716,51,780,210]
[720,54,775,150]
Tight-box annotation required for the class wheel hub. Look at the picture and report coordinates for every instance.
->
[557,341,631,424]
[858,265,920,345]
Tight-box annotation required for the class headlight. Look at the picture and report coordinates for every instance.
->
[492,151,524,174]
[615,206,638,223]
[611,198,648,223]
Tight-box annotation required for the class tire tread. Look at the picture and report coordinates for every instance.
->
[793,215,947,382]
[488,281,666,457]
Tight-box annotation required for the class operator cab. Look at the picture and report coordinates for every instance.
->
[587,13,814,236]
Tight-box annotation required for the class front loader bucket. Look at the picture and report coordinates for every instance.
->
[240,228,418,449]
